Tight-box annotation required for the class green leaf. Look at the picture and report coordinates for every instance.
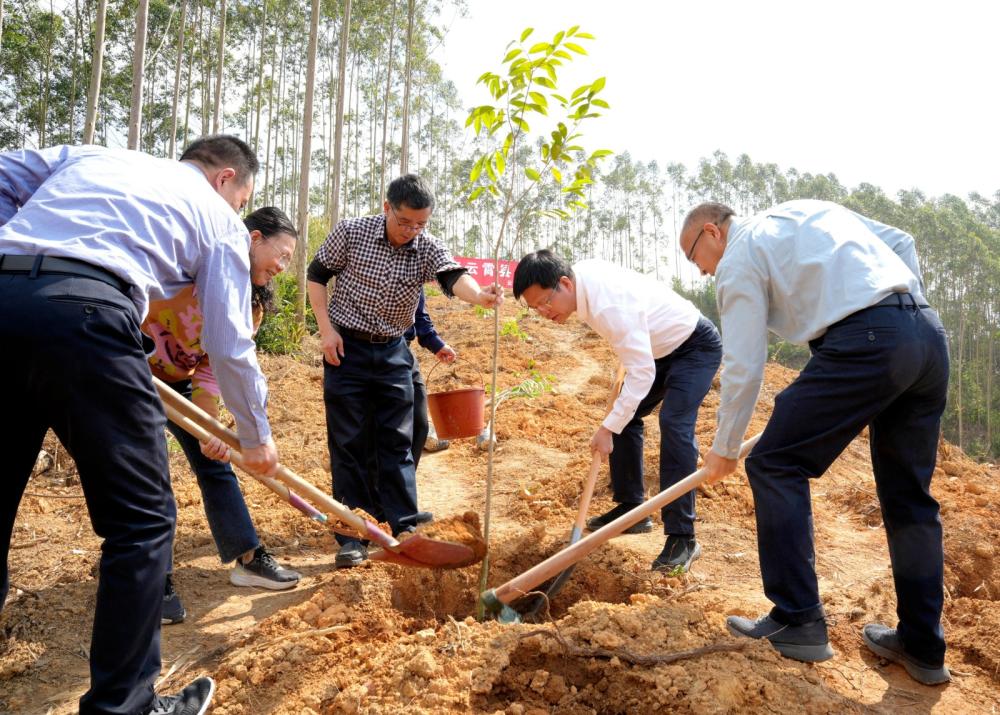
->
[525,167,540,181]
[552,93,568,104]
[591,76,607,93]
[529,91,548,107]
[470,158,483,183]
[528,103,548,116]
[546,64,557,83]
[486,160,498,183]
[592,98,610,109]
[551,166,563,183]
[502,48,523,63]
[553,50,572,61]
[565,42,587,55]
[512,116,530,132]
[568,25,580,35]
[571,85,588,100]
[468,186,484,202]
[520,27,534,42]
[535,76,555,89]
[575,32,595,39]
[488,184,499,196]
[541,144,550,160]
[553,30,565,45]
[495,150,506,175]
[528,42,550,54]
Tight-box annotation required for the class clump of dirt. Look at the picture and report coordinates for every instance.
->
[414,510,488,563]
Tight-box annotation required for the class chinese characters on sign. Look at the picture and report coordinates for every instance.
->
[453,256,518,290]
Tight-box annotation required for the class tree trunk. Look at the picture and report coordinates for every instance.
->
[330,0,351,227]
[69,0,81,141]
[0,0,5,50]
[252,1,267,157]
[263,31,277,206]
[399,0,414,175]
[294,0,321,324]
[168,0,188,158]
[127,0,149,150]
[82,0,106,144]
[378,0,398,201]
[212,0,227,132]
[200,3,210,135]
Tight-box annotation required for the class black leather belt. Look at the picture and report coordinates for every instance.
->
[0,254,130,293]
[871,292,929,309]
[338,326,395,344]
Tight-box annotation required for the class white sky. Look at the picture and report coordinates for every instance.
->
[432,0,1000,200]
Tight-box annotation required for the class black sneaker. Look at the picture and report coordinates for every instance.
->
[862,623,950,685]
[585,503,653,534]
[335,540,368,569]
[651,535,702,572]
[414,511,434,525]
[230,546,301,590]
[423,437,450,453]
[727,614,834,662]
[162,574,186,625]
[148,676,215,715]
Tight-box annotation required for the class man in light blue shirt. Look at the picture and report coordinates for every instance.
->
[0,135,276,714]
[679,199,950,686]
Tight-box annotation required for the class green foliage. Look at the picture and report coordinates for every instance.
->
[499,317,528,340]
[255,273,314,354]
[464,26,612,228]
[473,305,494,319]
[424,285,442,298]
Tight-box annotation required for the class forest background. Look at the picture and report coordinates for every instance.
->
[2,0,999,459]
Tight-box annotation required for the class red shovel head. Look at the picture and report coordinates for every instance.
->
[370,512,487,569]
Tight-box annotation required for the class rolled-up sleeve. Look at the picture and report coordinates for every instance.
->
[195,229,272,448]
[712,253,770,459]
[590,305,656,434]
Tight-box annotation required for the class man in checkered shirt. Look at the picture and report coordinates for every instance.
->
[306,174,502,568]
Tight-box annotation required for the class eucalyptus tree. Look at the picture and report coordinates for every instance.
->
[127,0,150,149]
[83,0,108,144]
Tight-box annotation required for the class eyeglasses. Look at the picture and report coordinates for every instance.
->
[390,205,428,234]
[685,215,730,263]
[269,242,293,270]
[527,285,558,314]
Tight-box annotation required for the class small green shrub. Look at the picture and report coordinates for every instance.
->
[255,273,314,354]
[425,285,442,298]
[474,305,494,319]
[500,317,528,340]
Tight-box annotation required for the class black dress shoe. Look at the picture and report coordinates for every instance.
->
[862,623,950,685]
[414,511,434,525]
[335,540,368,568]
[727,614,834,662]
[651,535,701,572]
[585,503,653,534]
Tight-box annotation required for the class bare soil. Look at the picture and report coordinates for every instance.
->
[3,294,999,714]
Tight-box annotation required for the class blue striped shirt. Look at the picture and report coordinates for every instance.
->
[0,145,271,447]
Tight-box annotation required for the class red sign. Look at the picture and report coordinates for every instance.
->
[453,256,518,290]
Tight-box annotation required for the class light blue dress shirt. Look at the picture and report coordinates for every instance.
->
[712,199,924,459]
[0,145,271,447]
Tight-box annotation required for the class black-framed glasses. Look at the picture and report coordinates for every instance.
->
[686,227,707,263]
[526,285,559,313]
[389,205,428,233]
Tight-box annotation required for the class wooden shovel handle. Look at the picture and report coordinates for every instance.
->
[572,452,603,535]
[154,377,375,539]
[492,433,762,606]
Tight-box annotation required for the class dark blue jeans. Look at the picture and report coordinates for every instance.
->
[164,380,259,564]
[324,335,418,541]
[609,317,722,535]
[0,272,173,715]
[746,300,949,665]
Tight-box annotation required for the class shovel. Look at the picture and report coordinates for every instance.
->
[154,377,482,569]
[481,433,763,622]
[517,451,602,620]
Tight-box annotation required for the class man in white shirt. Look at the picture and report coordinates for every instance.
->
[513,249,722,572]
[680,199,950,686]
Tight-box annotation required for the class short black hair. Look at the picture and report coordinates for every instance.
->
[180,134,259,185]
[244,206,297,240]
[386,174,435,211]
[244,206,296,315]
[512,249,574,300]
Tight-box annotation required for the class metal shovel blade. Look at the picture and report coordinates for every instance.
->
[369,532,481,569]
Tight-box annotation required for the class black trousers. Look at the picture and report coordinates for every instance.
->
[608,317,722,534]
[0,272,174,714]
[324,335,418,541]
[746,300,949,665]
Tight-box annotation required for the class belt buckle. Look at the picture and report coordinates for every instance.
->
[371,333,389,344]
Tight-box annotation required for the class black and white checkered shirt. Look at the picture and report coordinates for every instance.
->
[313,213,462,337]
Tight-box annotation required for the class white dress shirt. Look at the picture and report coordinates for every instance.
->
[0,145,271,447]
[712,199,924,458]
[573,259,701,434]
